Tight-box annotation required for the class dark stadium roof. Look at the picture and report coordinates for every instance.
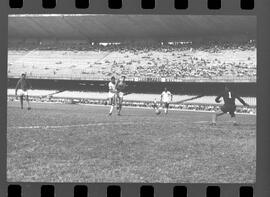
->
[8,15,256,42]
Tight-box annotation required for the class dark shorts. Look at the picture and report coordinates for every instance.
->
[220,105,236,117]
[164,102,169,108]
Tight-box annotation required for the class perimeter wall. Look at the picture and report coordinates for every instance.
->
[8,78,256,97]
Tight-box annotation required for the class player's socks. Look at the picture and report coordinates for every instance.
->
[109,106,114,114]
[26,100,31,110]
[212,114,217,124]
[20,96,23,109]
[232,117,238,125]
[232,120,238,126]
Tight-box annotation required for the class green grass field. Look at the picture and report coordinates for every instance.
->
[7,102,256,183]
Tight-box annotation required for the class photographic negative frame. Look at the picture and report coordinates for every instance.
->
[1,0,270,197]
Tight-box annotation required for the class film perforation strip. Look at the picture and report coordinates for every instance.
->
[107,185,121,197]
[41,185,55,197]
[9,0,255,9]
[175,0,188,10]
[3,0,264,196]
[108,0,122,9]
[141,0,155,9]
[174,186,188,196]
[75,0,90,9]
[9,0,23,8]
[241,0,255,9]
[140,185,154,197]
[7,184,254,197]
[42,0,56,9]
[207,0,221,10]
[74,185,88,197]
[206,186,220,197]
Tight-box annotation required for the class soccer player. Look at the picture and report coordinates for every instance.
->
[153,98,161,114]
[211,86,249,125]
[160,87,173,114]
[116,76,127,115]
[15,73,32,110]
[153,98,159,110]
[108,76,117,116]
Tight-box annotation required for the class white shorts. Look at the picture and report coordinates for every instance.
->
[118,92,124,98]
[17,89,28,96]
[162,100,170,103]
[108,92,116,99]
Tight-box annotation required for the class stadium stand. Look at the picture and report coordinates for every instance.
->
[8,41,256,82]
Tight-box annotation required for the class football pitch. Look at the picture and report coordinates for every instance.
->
[7,102,256,183]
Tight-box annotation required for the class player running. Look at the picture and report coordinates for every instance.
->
[211,86,249,126]
[108,76,117,116]
[15,73,32,110]
[116,76,127,116]
[160,87,173,114]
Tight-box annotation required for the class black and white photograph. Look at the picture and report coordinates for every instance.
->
[7,14,256,183]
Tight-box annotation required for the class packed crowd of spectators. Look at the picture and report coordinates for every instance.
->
[7,95,256,114]
[8,40,256,81]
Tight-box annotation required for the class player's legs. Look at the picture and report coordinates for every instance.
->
[108,94,116,115]
[229,106,237,125]
[116,95,120,114]
[18,90,24,109]
[109,98,114,115]
[117,93,124,115]
[231,115,237,125]
[164,102,169,114]
[212,111,225,124]
[19,95,23,109]
[211,106,226,124]
[25,92,31,110]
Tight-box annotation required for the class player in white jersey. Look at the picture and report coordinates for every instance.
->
[160,87,173,114]
[108,76,117,116]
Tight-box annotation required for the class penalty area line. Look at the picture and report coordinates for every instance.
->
[193,120,234,124]
[8,121,144,130]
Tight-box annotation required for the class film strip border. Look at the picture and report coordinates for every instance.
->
[2,0,264,197]
[7,184,254,197]
[9,0,255,10]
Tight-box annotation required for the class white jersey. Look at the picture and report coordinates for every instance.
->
[109,82,116,92]
[161,91,172,103]
[108,82,116,98]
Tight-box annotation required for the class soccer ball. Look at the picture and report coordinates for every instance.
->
[155,109,161,115]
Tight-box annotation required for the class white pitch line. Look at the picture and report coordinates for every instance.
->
[193,120,248,124]
[193,121,211,124]
[8,121,143,130]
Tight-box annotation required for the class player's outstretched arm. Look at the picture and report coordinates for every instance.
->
[215,95,222,103]
[237,96,249,106]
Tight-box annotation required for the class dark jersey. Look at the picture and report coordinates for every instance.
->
[15,78,32,91]
[215,90,247,107]
[116,81,126,92]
